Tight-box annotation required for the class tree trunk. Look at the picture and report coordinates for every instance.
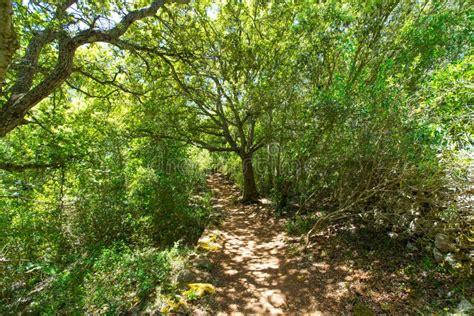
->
[0,0,18,92]
[241,153,259,203]
[0,0,167,137]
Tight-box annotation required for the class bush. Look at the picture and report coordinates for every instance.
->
[285,214,319,236]
[83,244,180,314]
[4,244,189,315]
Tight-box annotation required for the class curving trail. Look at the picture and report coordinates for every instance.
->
[191,173,449,315]
[203,173,323,314]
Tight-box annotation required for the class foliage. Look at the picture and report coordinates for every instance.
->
[2,244,188,315]
[0,91,211,312]
[211,1,472,279]
[285,214,319,236]
[82,244,177,314]
[0,0,471,313]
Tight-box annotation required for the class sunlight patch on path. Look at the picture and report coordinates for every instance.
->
[204,173,324,314]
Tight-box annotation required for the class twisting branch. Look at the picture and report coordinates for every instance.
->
[0,0,169,136]
[73,68,148,97]
[65,80,119,99]
[0,162,64,172]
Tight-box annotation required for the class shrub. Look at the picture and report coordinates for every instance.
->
[82,244,181,314]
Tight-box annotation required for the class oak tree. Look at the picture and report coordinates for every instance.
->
[0,0,180,136]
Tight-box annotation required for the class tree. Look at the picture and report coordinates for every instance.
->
[0,0,180,137]
[132,2,298,202]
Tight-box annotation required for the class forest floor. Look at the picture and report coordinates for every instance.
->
[188,172,466,314]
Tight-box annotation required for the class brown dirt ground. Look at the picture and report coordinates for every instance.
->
[192,172,468,315]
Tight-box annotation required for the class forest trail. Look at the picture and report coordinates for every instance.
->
[200,173,325,314]
[196,173,429,315]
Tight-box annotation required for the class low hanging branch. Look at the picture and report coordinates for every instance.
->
[0,161,64,172]
[0,0,180,137]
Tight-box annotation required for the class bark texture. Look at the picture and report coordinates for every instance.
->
[0,0,166,137]
[0,0,18,92]
[241,153,259,203]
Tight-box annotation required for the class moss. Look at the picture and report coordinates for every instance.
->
[353,303,375,316]
[185,283,216,297]
[197,239,221,252]
[160,298,188,314]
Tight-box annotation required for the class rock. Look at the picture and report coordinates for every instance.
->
[433,247,444,263]
[194,257,213,271]
[185,283,216,297]
[197,237,221,252]
[435,233,456,253]
[160,298,188,314]
[177,269,197,284]
[195,270,213,283]
[456,298,474,313]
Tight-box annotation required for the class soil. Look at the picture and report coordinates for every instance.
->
[191,172,469,314]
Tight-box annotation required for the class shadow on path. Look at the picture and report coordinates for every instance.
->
[205,173,331,314]
[203,172,448,314]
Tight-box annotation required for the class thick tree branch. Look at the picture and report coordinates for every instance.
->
[191,139,236,153]
[0,162,63,172]
[0,0,167,137]
[158,54,244,153]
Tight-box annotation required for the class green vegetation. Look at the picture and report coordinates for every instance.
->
[0,0,472,314]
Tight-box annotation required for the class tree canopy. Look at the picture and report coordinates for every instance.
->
[0,0,472,314]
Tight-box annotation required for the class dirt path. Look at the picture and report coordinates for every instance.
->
[191,173,460,315]
[202,173,323,314]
